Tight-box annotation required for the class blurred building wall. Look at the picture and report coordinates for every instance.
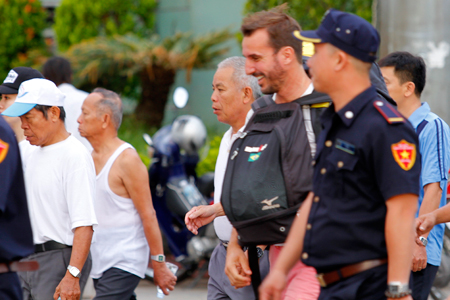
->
[376,0,450,123]
[156,0,247,133]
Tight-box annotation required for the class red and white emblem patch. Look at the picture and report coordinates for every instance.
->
[391,140,416,171]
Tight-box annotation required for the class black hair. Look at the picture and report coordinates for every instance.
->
[42,56,72,86]
[378,51,426,97]
[34,105,66,122]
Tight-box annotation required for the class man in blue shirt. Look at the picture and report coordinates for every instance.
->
[379,51,450,300]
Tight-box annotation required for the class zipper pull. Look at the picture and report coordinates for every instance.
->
[240,132,248,139]
[231,148,239,160]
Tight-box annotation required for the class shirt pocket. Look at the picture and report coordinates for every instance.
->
[325,148,359,199]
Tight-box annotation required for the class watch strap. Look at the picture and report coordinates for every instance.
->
[151,254,166,262]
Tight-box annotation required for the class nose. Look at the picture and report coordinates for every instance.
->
[211,90,218,102]
[77,114,82,124]
[20,117,28,129]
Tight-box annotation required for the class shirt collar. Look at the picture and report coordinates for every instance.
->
[408,102,430,128]
[326,85,377,127]
[272,83,314,102]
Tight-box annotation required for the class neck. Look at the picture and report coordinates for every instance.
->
[275,65,311,104]
[396,97,422,119]
[43,125,70,147]
[89,133,122,155]
[329,77,371,111]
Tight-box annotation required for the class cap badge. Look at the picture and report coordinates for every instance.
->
[4,70,18,84]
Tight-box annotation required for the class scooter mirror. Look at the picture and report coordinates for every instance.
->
[173,87,189,108]
[143,133,153,147]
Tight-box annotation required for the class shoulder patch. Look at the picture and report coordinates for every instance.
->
[0,138,9,164]
[391,140,416,171]
[373,100,405,124]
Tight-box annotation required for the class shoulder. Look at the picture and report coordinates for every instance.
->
[116,146,144,171]
[371,100,406,125]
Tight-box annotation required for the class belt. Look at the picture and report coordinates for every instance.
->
[0,261,39,273]
[316,258,387,288]
[34,241,72,253]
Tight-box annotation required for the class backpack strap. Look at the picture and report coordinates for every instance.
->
[248,245,261,300]
[301,105,317,158]
[252,95,275,111]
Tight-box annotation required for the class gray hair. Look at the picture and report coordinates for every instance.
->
[217,56,262,100]
[92,87,123,130]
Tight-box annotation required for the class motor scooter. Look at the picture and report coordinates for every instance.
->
[143,115,218,285]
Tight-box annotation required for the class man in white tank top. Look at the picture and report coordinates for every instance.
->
[77,88,176,299]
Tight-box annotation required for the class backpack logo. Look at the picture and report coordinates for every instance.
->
[261,196,280,210]
[248,152,261,162]
[245,144,267,153]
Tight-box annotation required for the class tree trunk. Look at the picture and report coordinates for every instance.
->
[136,66,176,127]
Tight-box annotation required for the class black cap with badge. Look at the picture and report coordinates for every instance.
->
[0,67,44,95]
[293,9,380,63]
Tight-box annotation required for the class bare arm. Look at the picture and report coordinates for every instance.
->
[225,228,252,288]
[54,226,93,300]
[412,182,442,271]
[120,150,176,295]
[259,192,313,300]
[385,193,417,300]
[185,203,225,235]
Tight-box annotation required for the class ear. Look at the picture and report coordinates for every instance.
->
[49,106,61,122]
[404,82,416,98]
[242,86,253,104]
[278,46,296,65]
[334,51,348,71]
[101,113,110,129]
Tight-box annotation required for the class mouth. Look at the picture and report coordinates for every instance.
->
[254,74,265,85]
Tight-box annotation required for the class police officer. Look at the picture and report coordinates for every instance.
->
[260,9,420,300]
[0,116,36,299]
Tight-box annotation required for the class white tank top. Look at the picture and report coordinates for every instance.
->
[90,143,149,279]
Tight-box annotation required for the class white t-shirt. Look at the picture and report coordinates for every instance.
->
[25,135,97,245]
[59,83,92,152]
[90,143,149,279]
[213,110,253,242]
[18,139,36,171]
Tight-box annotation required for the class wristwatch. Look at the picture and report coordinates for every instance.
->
[256,247,264,258]
[385,282,411,298]
[67,265,81,278]
[151,254,166,262]
[419,236,428,247]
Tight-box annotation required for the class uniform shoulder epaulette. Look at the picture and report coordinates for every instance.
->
[373,100,405,124]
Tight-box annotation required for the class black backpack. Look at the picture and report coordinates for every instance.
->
[221,90,330,246]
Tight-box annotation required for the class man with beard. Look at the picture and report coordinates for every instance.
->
[222,5,330,300]
[260,9,420,300]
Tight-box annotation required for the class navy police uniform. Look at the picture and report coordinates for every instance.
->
[302,86,421,299]
[0,117,34,300]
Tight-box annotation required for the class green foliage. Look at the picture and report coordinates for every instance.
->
[196,135,222,177]
[65,30,233,87]
[0,0,47,80]
[117,114,157,168]
[54,0,157,52]
[244,0,373,30]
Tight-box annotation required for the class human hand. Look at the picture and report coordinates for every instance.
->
[153,262,177,296]
[184,205,216,235]
[411,242,427,272]
[259,269,287,300]
[53,272,80,300]
[225,245,252,288]
[416,212,437,237]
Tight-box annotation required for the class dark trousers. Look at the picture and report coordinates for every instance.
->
[93,267,141,300]
[410,264,439,300]
[207,243,270,300]
[318,264,387,300]
[0,273,23,300]
[18,248,92,300]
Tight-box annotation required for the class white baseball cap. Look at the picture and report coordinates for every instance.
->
[2,78,65,117]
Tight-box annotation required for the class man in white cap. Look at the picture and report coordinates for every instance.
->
[2,78,97,300]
